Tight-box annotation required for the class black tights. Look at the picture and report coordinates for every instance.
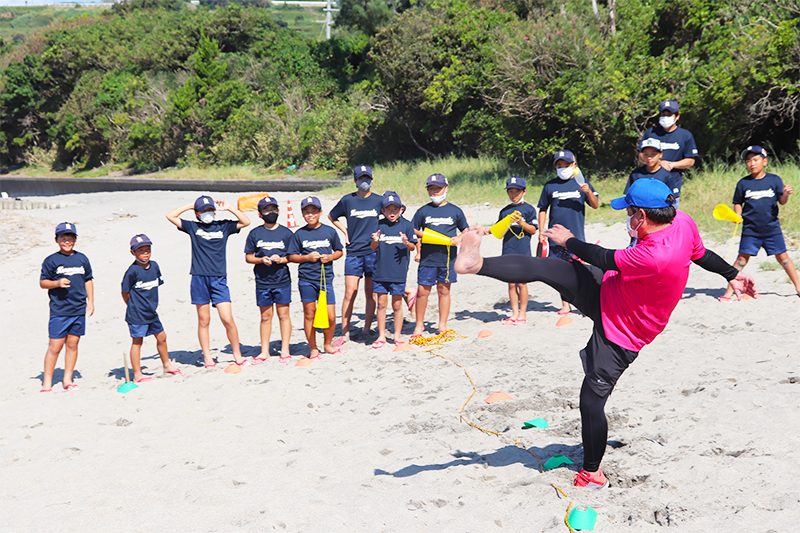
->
[579,378,610,472]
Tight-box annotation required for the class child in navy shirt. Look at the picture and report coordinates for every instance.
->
[497,177,538,325]
[166,195,251,368]
[329,165,383,346]
[39,222,94,392]
[121,234,182,382]
[625,139,680,206]
[411,173,469,336]
[244,197,295,363]
[370,191,418,348]
[288,197,344,359]
[720,146,800,301]
[538,150,599,315]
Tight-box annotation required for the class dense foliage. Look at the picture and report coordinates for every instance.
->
[0,0,798,172]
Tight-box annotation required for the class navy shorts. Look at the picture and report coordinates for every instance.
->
[256,285,292,307]
[344,252,376,278]
[298,280,336,305]
[373,280,406,296]
[191,275,231,305]
[739,234,787,256]
[49,315,85,339]
[417,265,456,286]
[128,319,165,338]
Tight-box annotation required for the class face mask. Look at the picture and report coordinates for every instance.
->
[626,213,642,238]
[511,194,525,205]
[199,212,215,224]
[429,192,447,205]
[357,179,372,192]
[659,115,676,129]
[262,212,279,224]
[557,167,574,180]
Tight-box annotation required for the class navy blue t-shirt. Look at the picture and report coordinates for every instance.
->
[373,217,418,283]
[641,126,699,171]
[538,178,598,243]
[121,261,163,325]
[625,166,682,198]
[412,202,469,268]
[244,224,293,289]
[287,224,343,284]
[498,202,538,256]
[40,251,93,316]
[329,192,383,257]
[178,219,240,277]
[733,173,784,238]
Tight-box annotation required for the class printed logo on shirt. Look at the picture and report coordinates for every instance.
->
[303,239,331,250]
[745,189,776,200]
[660,142,680,151]
[552,191,581,200]
[380,234,405,245]
[692,149,698,154]
[424,216,454,226]
[257,240,286,250]
[349,209,378,219]
[56,265,85,276]
[134,278,160,291]
[196,229,224,240]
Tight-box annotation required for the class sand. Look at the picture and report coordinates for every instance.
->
[1,190,799,532]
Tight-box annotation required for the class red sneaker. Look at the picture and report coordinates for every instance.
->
[574,469,609,490]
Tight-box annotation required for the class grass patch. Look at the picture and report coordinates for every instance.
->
[758,261,781,272]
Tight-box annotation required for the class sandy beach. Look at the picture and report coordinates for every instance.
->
[1,190,799,532]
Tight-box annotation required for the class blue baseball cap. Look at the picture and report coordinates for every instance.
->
[130,234,152,251]
[505,176,527,189]
[382,191,403,208]
[354,165,373,179]
[659,100,680,113]
[610,179,674,210]
[55,222,77,236]
[740,145,768,160]
[553,150,575,164]
[426,173,448,187]
[257,196,279,212]
[194,195,215,211]
[300,196,322,210]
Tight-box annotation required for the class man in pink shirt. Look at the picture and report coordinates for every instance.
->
[455,179,758,490]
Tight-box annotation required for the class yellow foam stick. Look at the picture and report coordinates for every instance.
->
[713,204,743,224]
[312,263,330,329]
[490,210,520,239]
[421,228,453,246]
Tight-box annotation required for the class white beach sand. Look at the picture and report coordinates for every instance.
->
[1,190,799,532]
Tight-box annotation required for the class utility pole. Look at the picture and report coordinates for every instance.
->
[316,0,339,40]
[270,1,339,40]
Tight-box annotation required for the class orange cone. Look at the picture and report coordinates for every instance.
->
[485,391,513,404]
[295,357,313,367]
[477,330,493,338]
[556,316,573,327]
[286,200,297,228]
[393,342,414,352]
[224,363,242,374]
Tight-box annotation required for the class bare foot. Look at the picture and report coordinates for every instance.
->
[454,226,485,274]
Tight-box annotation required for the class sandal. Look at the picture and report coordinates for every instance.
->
[279,355,292,363]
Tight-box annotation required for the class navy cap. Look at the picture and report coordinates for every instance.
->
[505,176,527,189]
[740,145,768,160]
[55,222,77,236]
[257,196,279,212]
[426,174,448,187]
[659,100,680,114]
[639,138,662,152]
[354,165,373,179]
[130,234,152,251]
[610,179,674,210]
[194,195,215,211]
[382,191,403,208]
[300,196,322,210]
[553,150,575,164]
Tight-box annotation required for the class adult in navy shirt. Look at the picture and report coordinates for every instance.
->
[624,139,680,203]
[328,164,383,345]
[166,195,251,368]
[245,197,295,363]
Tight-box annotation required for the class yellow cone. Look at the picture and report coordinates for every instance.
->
[490,211,519,239]
[313,290,329,329]
[713,204,743,224]
[421,228,453,246]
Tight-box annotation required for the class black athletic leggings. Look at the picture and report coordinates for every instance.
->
[478,255,611,471]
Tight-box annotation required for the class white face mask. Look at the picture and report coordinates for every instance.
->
[430,192,447,205]
[557,166,574,180]
[511,194,525,205]
[659,115,676,129]
[200,212,215,224]
[626,213,642,238]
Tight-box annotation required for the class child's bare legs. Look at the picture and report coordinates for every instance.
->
[508,283,520,320]
[391,295,404,342]
[559,300,571,315]
[403,287,417,317]
[775,251,800,295]
[130,337,145,381]
[339,275,361,342]
[302,301,320,357]
[413,284,433,335]
[275,303,292,356]
[216,302,244,364]
[61,335,80,388]
[258,305,274,358]
[723,253,751,299]
[154,330,177,373]
[437,282,451,332]
[196,304,215,365]
[323,304,336,353]
[376,292,388,344]
[42,337,66,390]
[362,276,376,333]
[518,283,529,321]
